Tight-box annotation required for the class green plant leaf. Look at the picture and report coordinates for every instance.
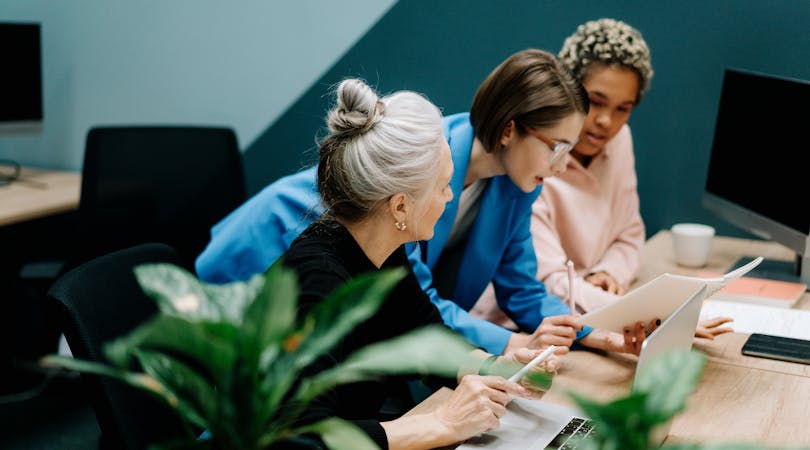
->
[291,268,406,372]
[135,350,220,430]
[134,264,265,325]
[522,370,554,391]
[563,350,710,450]
[633,350,706,419]
[295,326,475,404]
[104,315,237,383]
[569,390,652,450]
[240,263,299,364]
[482,360,554,391]
[200,273,266,324]
[41,355,180,407]
[134,264,222,318]
[256,350,299,433]
[147,439,214,450]
[289,417,380,450]
[662,445,795,450]
[254,268,407,426]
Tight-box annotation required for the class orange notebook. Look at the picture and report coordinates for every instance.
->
[712,276,807,308]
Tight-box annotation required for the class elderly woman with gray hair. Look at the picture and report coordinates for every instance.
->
[281,78,561,450]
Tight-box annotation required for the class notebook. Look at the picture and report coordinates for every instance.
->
[711,276,806,308]
[457,284,708,450]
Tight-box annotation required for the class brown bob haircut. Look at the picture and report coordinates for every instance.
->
[470,48,589,153]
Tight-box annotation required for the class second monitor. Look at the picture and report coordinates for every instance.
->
[702,68,810,286]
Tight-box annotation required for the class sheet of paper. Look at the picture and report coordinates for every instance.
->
[456,399,577,450]
[582,257,764,333]
[700,300,810,340]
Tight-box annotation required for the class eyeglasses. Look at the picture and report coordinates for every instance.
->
[523,128,576,165]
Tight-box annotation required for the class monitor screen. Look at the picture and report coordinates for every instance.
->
[0,23,43,129]
[703,68,810,284]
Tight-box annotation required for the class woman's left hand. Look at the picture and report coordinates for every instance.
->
[585,271,625,295]
[580,320,656,355]
[695,316,733,339]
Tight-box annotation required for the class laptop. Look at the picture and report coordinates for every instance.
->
[457,284,708,450]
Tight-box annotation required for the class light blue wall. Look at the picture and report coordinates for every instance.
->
[0,0,396,170]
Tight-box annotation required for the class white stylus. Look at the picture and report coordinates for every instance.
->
[508,345,557,382]
[566,260,576,315]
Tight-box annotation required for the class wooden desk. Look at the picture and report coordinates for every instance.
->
[632,231,810,445]
[413,231,810,447]
[0,165,81,226]
[541,333,810,446]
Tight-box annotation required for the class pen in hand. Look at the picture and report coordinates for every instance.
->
[566,260,576,315]
[508,345,557,382]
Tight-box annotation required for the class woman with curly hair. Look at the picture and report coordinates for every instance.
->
[474,18,732,339]
[532,18,654,312]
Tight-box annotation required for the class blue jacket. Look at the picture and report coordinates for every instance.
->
[195,166,323,284]
[196,112,590,353]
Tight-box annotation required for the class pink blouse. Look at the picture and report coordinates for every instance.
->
[472,124,645,325]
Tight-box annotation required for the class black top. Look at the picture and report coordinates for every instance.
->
[279,218,447,450]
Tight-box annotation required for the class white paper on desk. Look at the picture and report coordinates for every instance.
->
[456,398,578,450]
[700,300,810,340]
[582,256,763,333]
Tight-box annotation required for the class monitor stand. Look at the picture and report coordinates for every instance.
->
[729,255,808,288]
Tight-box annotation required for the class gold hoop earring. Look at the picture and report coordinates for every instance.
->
[395,221,407,231]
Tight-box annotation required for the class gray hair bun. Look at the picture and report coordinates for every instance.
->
[327,78,385,135]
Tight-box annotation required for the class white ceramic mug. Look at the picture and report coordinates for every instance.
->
[671,223,715,267]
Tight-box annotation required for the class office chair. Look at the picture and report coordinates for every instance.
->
[75,125,247,271]
[13,126,246,374]
[47,242,190,450]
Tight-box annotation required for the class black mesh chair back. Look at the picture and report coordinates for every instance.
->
[48,243,189,449]
[78,126,246,270]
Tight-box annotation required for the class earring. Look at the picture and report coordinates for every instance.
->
[395,221,407,231]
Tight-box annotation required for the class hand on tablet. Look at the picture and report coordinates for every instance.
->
[695,316,733,339]
[579,319,659,355]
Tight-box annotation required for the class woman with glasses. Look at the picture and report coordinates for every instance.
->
[195,48,650,356]
[475,19,732,339]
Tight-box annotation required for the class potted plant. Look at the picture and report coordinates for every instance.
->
[42,263,490,450]
[42,259,795,450]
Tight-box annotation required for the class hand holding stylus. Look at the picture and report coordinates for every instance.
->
[508,345,557,382]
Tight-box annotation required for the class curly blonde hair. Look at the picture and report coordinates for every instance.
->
[558,18,653,104]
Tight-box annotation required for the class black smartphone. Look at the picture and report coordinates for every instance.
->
[741,333,810,365]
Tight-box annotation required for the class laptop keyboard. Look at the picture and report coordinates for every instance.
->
[544,417,596,450]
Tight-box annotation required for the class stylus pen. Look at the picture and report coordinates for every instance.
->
[508,345,557,382]
[566,260,576,315]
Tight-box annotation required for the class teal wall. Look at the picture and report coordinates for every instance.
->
[2,1,808,239]
[243,0,810,238]
[0,0,396,170]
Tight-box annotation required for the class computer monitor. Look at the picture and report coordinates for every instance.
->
[702,68,810,286]
[0,22,43,132]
